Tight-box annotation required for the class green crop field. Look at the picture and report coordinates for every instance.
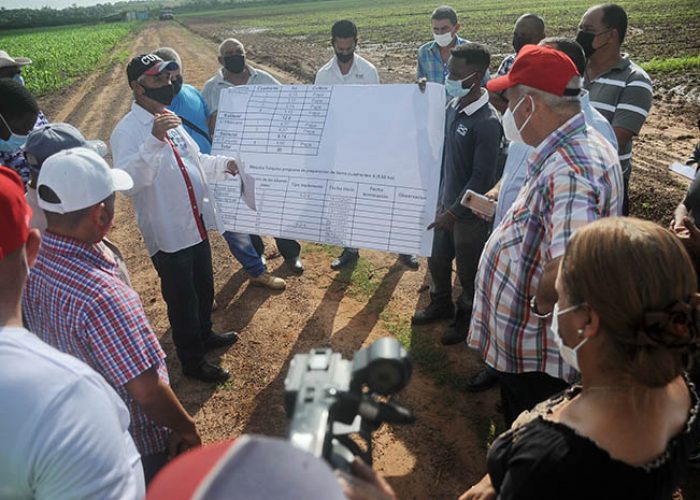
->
[0,22,141,96]
[180,0,700,69]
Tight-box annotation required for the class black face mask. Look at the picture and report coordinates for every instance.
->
[576,30,597,58]
[223,54,246,74]
[172,76,183,96]
[512,35,530,53]
[335,51,354,64]
[142,83,175,106]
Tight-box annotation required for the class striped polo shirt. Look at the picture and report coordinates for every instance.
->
[584,54,653,176]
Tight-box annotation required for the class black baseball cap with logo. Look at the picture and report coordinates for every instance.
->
[126,53,179,83]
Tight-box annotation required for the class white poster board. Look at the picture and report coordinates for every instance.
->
[210,83,445,256]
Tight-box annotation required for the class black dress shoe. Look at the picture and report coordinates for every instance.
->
[286,256,304,275]
[411,301,454,325]
[331,249,359,270]
[399,253,420,270]
[440,326,467,345]
[203,330,239,350]
[466,368,499,392]
[182,360,230,383]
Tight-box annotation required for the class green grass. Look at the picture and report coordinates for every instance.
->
[641,54,700,74]
[0,22,141,96]
[381,311,472,390]
[179,0,699,62]
[381,311,503,445]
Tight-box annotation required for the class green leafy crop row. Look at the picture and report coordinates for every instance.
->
[0,22,141,96]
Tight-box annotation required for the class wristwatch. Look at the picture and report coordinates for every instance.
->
[529,295,552,319]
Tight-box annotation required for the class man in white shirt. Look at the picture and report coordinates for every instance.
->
[315,20,419,271]
[111,54,239,384]
[0,165,145,499]
[203,38,304,276]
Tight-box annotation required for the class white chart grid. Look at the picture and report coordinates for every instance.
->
[215,86,332,156]
[213,176,427,254]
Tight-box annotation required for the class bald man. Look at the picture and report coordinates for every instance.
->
[201,38,304,274]
[490,14,545,113]
[201,38,280,130]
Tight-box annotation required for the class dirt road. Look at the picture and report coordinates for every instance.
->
[38,21,700,499]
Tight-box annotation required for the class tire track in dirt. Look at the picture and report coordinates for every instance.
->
[38,21,497,500]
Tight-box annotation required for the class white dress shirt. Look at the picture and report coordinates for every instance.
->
[314,53,380,85]
[111,101,231,256]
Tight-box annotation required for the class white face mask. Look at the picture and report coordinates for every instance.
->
[502,95,534,144]
[434,31,455,47]
[550,303,587,372]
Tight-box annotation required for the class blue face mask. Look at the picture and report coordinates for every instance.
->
[0,112,28,152]
[445,72,476,98]
[12,73,25,86]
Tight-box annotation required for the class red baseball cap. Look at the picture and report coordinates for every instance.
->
[487,44,581,97]
[0,165,31,261]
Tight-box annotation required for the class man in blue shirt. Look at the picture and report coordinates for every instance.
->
[155,48,212,154]
[417,6,489,86]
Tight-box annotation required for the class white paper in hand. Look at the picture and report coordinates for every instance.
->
[237,156,257,211]
[669,161,696,181]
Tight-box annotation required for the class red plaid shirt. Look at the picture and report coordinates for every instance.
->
[23,232,170,455]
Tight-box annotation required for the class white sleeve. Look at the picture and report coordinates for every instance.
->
[32,377,145,500]
[111,124,168,196]
[314,69,326,85]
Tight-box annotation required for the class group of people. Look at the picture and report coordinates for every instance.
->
[1,2,699,499]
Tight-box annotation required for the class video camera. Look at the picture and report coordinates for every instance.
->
[284,337,415,470]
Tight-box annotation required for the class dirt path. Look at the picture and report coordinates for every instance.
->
[38,21,499,499]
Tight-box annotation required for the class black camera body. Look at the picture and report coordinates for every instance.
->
[284,337,414,470]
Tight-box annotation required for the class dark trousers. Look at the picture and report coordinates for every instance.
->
[497,370,569,427]
[151,238,214,368]
[427,216,489,321]
[250,235,300,261]
[622,168,631,216]
[142,451,169,485]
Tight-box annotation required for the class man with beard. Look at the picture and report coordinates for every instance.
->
[111,54,239,384]
[316,19,419,271]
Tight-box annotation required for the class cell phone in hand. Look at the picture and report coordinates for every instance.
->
[461,189,496,219]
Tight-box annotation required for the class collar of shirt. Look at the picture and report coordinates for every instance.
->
[526,112,587,178]
[215,65,258,87]
[585,54,631,84]
[42,231,117,273]
[331,55,359,79]
[453,89,489,116]
[131,101,156,126]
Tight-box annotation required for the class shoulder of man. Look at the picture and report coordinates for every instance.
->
[417,40,435,53]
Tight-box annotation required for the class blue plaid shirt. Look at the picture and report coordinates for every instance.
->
[417,37,468,83]
[417,37,490,85]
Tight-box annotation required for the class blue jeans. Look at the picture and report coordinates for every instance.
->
[222,231,265,277]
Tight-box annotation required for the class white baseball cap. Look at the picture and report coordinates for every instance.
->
[0,50,32,69]
[37,147,133,214]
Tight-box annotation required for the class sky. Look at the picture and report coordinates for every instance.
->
[1,0,123,10]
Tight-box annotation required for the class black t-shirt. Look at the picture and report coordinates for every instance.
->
[487,382,699,500]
